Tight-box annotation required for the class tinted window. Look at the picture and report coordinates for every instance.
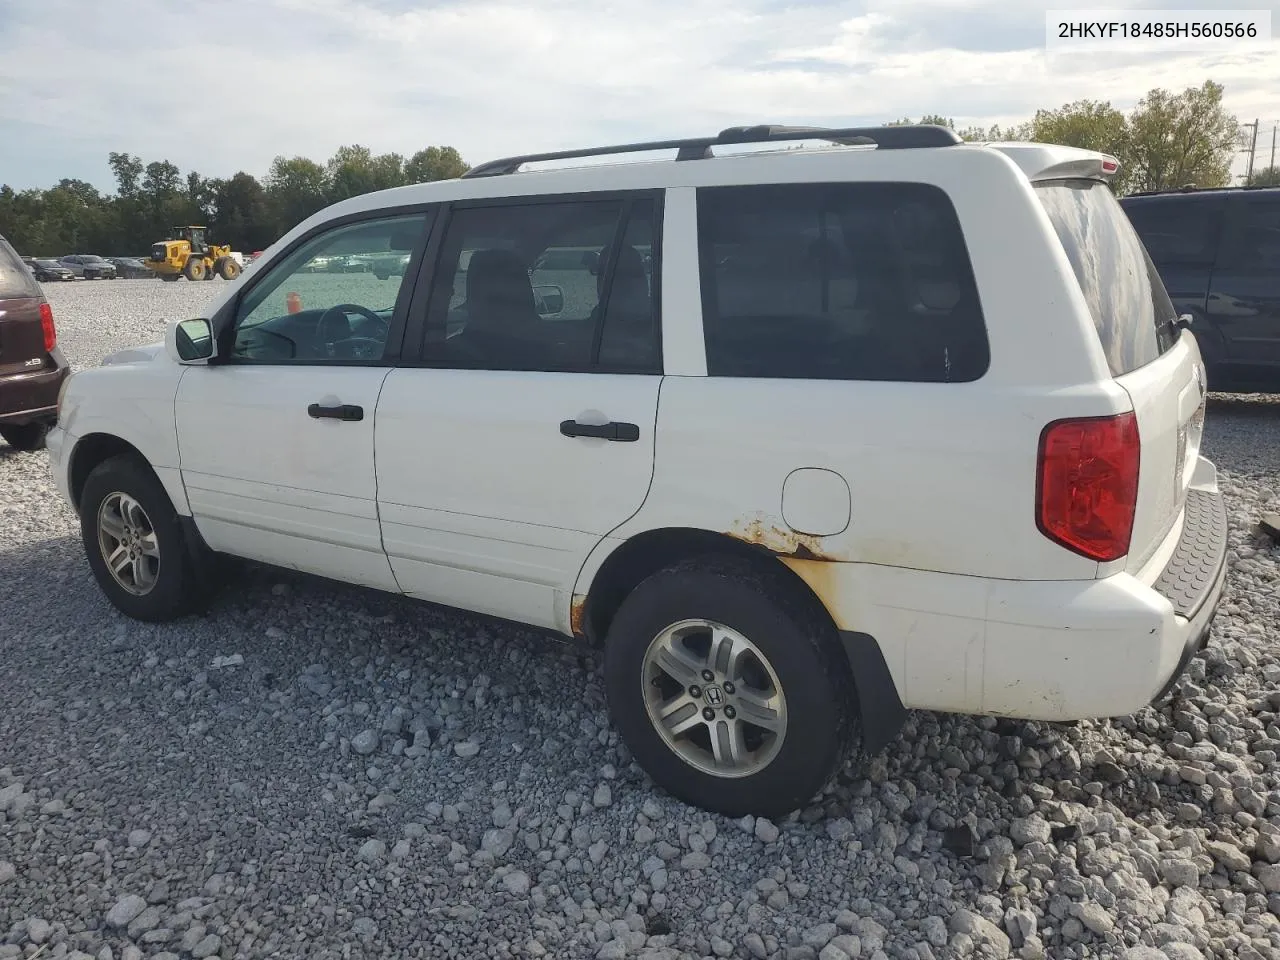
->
[1121,196,1223,264]
[424,197,660,372]
[697,182,988,382]
[1036,180,1179,377]
[1219,200,1280,272]
[0,237,38,299]
[597,212,659,371]
[229,213,428,364]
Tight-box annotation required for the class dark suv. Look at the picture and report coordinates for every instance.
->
[0,233,70,449]
[1120,185,1280,393]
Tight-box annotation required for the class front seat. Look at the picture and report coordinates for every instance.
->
[452,248,543,367]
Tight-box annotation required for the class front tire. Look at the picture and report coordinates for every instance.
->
[1,422,49,450]
[604,555,855,818]
[79,456,207,622]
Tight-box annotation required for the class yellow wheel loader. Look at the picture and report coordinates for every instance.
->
[147,226,242,282]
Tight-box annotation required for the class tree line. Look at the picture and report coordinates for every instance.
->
[890,80,1277,195]
[0,145,469,257]
[2,79,1273,258]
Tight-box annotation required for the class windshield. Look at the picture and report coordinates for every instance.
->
[1035,179,1179,376]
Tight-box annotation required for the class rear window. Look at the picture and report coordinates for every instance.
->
[698,182,989,382]
[1036,180,1179,377]
[0,237,39,299]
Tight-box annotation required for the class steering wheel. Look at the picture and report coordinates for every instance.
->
[316,304,388,356]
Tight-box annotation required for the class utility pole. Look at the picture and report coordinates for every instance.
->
[1271,122,1277,174]
[1246,117,1260,182]
[1239,121,1258,184]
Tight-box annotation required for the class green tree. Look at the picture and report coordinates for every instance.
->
[108,152,144,198]
[885,115,1026,142]
[211,173,274,252]
[264,155,330,235]
[1124,80,1239,193]
[1247,165,1280,187]
[406,146,470,182]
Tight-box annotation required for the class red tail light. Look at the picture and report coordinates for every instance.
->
[40,302,56,352]
[1036,412,1140,563]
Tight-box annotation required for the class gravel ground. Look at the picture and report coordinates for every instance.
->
[2,279,1280,960]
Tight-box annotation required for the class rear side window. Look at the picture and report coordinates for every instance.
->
[0,237,38,299]
[1121,196,1224,265]
[697,182,989,382]
[1036,180,1179,377]
[1218,199,1280,272]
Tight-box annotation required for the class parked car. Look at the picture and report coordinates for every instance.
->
[1120,185,1280,393]
[27,258,76,282]
[47,125,1227,817]
[0,233,70,449]
[108,257,155,279]
[60,255,117,279]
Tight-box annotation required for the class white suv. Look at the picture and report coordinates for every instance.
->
[48,124,1228,818]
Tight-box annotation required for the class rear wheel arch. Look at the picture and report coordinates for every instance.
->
[577,528,796,644]
[579,526,907,755]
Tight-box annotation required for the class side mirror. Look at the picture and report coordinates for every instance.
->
[1176,313,1195,331]
[533,284,565,317]
[166,318,217,364]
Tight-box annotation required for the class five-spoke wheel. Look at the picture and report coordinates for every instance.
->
[643,619,787,778]
[97,492,161,595]
[605,556,855,818]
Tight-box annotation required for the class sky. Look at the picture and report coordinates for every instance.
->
[0,0,1277,193]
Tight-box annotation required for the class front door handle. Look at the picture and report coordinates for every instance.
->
[308,403,364,422]
[559,419,640,442]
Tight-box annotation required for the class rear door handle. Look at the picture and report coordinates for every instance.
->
[559,419,640,442]
[308,403,364,422]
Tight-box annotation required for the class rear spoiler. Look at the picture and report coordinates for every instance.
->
[982,142,1121,183]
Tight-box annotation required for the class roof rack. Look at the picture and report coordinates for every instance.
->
[461,123,962,178]
[1126,182,1280,197]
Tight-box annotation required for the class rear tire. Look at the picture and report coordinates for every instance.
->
[79,455,209,622]
[1,422,49,451]
[183,258,207,281]
[604,555,855,818]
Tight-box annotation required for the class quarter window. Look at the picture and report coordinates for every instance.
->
[227,214,428,364]
[697,182,988,382]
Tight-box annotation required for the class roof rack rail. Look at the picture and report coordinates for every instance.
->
[1125,182,1279,198]
[461,123,961,178]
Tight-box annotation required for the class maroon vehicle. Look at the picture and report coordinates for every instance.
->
[0,233,70,450]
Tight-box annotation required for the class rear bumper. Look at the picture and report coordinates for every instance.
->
[791,456,1229,723]
[0,362,69,426]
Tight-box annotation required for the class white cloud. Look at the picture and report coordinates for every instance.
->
[0,0,1275,189]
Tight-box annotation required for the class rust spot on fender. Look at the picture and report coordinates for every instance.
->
[727,515,853,631]
[778,557,852,631]
[726,514,841,562]
[570,594,588,640]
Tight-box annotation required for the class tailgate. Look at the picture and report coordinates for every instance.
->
[1114,332,1207,572]
[1033,178,1198,575]
[0,296,48,377]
